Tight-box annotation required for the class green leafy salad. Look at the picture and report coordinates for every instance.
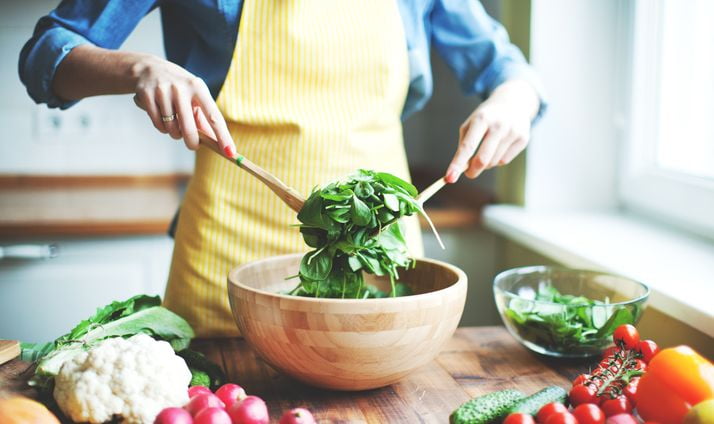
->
[504,286,640,353]
[289,169,440,299]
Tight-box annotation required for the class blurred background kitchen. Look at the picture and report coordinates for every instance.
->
[1,1,712,356]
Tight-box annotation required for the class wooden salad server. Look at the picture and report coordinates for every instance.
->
[198,130,447,248]
[415,177,447,205]
[198,130,306,213]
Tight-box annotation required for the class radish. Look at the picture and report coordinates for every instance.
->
[194,408,232,424]
[154,407,194,424]
[215,383,247,408]
[279,408,316,424]
[227,396,269,424]
[188,386,213,399]
[186,393,225,417]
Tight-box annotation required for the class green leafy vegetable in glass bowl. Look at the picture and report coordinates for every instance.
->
[494,266,649,357]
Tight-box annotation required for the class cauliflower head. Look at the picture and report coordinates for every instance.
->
[53,334,191,423]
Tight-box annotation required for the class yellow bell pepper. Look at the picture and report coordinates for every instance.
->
[636,345,714,424]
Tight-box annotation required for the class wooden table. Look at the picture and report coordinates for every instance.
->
[0,327,589,423]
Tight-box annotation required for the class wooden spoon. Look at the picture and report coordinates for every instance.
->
[198,130,306,213]
[198,131,448,248]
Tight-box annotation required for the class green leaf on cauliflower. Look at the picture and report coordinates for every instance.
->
[21,295,196,391]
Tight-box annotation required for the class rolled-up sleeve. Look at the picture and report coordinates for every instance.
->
[19,0,157,109]
[430,0,547,123]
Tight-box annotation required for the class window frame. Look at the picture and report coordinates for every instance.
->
[619,0,714,241]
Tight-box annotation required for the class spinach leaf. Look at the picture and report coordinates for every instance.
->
[503,286,639,355]
[291,170,427,298]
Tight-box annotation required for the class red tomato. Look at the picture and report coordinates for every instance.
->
[188,386,213,399]
[605,414,638,424]
[545,412,578,424]
[570,384,598,406]
[572,374,590,386]
[637,340,659,363]
[601,346,619,360]
[601,397,633,417]
[572,404,605,424]
[622,378,639,405]
[612,325,639,349]
[537,402,569,423]
[504,413,536,424]
[633,359,647,371]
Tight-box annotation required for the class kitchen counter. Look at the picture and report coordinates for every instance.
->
[0,174,188,237]
[0,326,584,423]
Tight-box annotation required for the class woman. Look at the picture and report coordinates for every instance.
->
[20,0,545,336]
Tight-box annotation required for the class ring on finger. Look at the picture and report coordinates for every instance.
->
[161,113,177,122]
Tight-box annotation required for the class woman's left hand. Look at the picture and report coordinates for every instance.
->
[445,79,541,183]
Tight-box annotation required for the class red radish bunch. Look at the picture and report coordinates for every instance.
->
[155,383,315,424]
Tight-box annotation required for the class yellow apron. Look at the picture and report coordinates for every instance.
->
[164,0,423,337]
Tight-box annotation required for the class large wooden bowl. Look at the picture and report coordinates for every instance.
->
[227,253,467,391]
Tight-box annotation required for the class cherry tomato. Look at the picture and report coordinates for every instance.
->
[601,397,633,417]
[612,325,639,349]
[637,340,659,363]
[537,402,569,423]
[622,378,639,405]
[633,359,647,371]
[601,346,619,360]
[573,403,605,424]
[573,374,590,386]
[504,412,536,424]
[570,384,598,406]
[545,411,578,424]
[605,413,638,424]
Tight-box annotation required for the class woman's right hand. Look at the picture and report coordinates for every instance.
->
[131,55,236,157]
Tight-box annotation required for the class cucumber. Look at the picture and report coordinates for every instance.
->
[450,389,525,424]
[506,386,568,416]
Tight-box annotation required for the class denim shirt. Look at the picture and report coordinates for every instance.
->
[18,0,546,121]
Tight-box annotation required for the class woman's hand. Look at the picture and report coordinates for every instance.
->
[132,55,236,157]
[51,45,236,157]
[445,79,540,183]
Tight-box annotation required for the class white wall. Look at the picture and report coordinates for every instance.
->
[526,0,622,211]
[0,2,193,175]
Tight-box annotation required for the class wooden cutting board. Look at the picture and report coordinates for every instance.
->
[0,340,21,365]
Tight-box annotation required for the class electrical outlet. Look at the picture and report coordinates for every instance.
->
[34,107,64,142]
[34,106,98,143]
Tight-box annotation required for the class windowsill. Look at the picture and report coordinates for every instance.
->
[483,204,714,337]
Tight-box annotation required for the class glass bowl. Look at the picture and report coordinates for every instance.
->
[493,266,649,358]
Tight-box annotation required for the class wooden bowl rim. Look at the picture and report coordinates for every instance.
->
[227,253,467,304]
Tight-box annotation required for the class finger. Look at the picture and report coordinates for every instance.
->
[500,138,528,165]
[488,133,519,168]
[134,92,167,134]
[465,127,506,179]
[193,83,236,157]
[172,85,199,150]
[445,118,488,183]
[155,84,181,140]
[193,105,216,137]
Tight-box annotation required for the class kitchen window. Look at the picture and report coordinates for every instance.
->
[620,0,714,240]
